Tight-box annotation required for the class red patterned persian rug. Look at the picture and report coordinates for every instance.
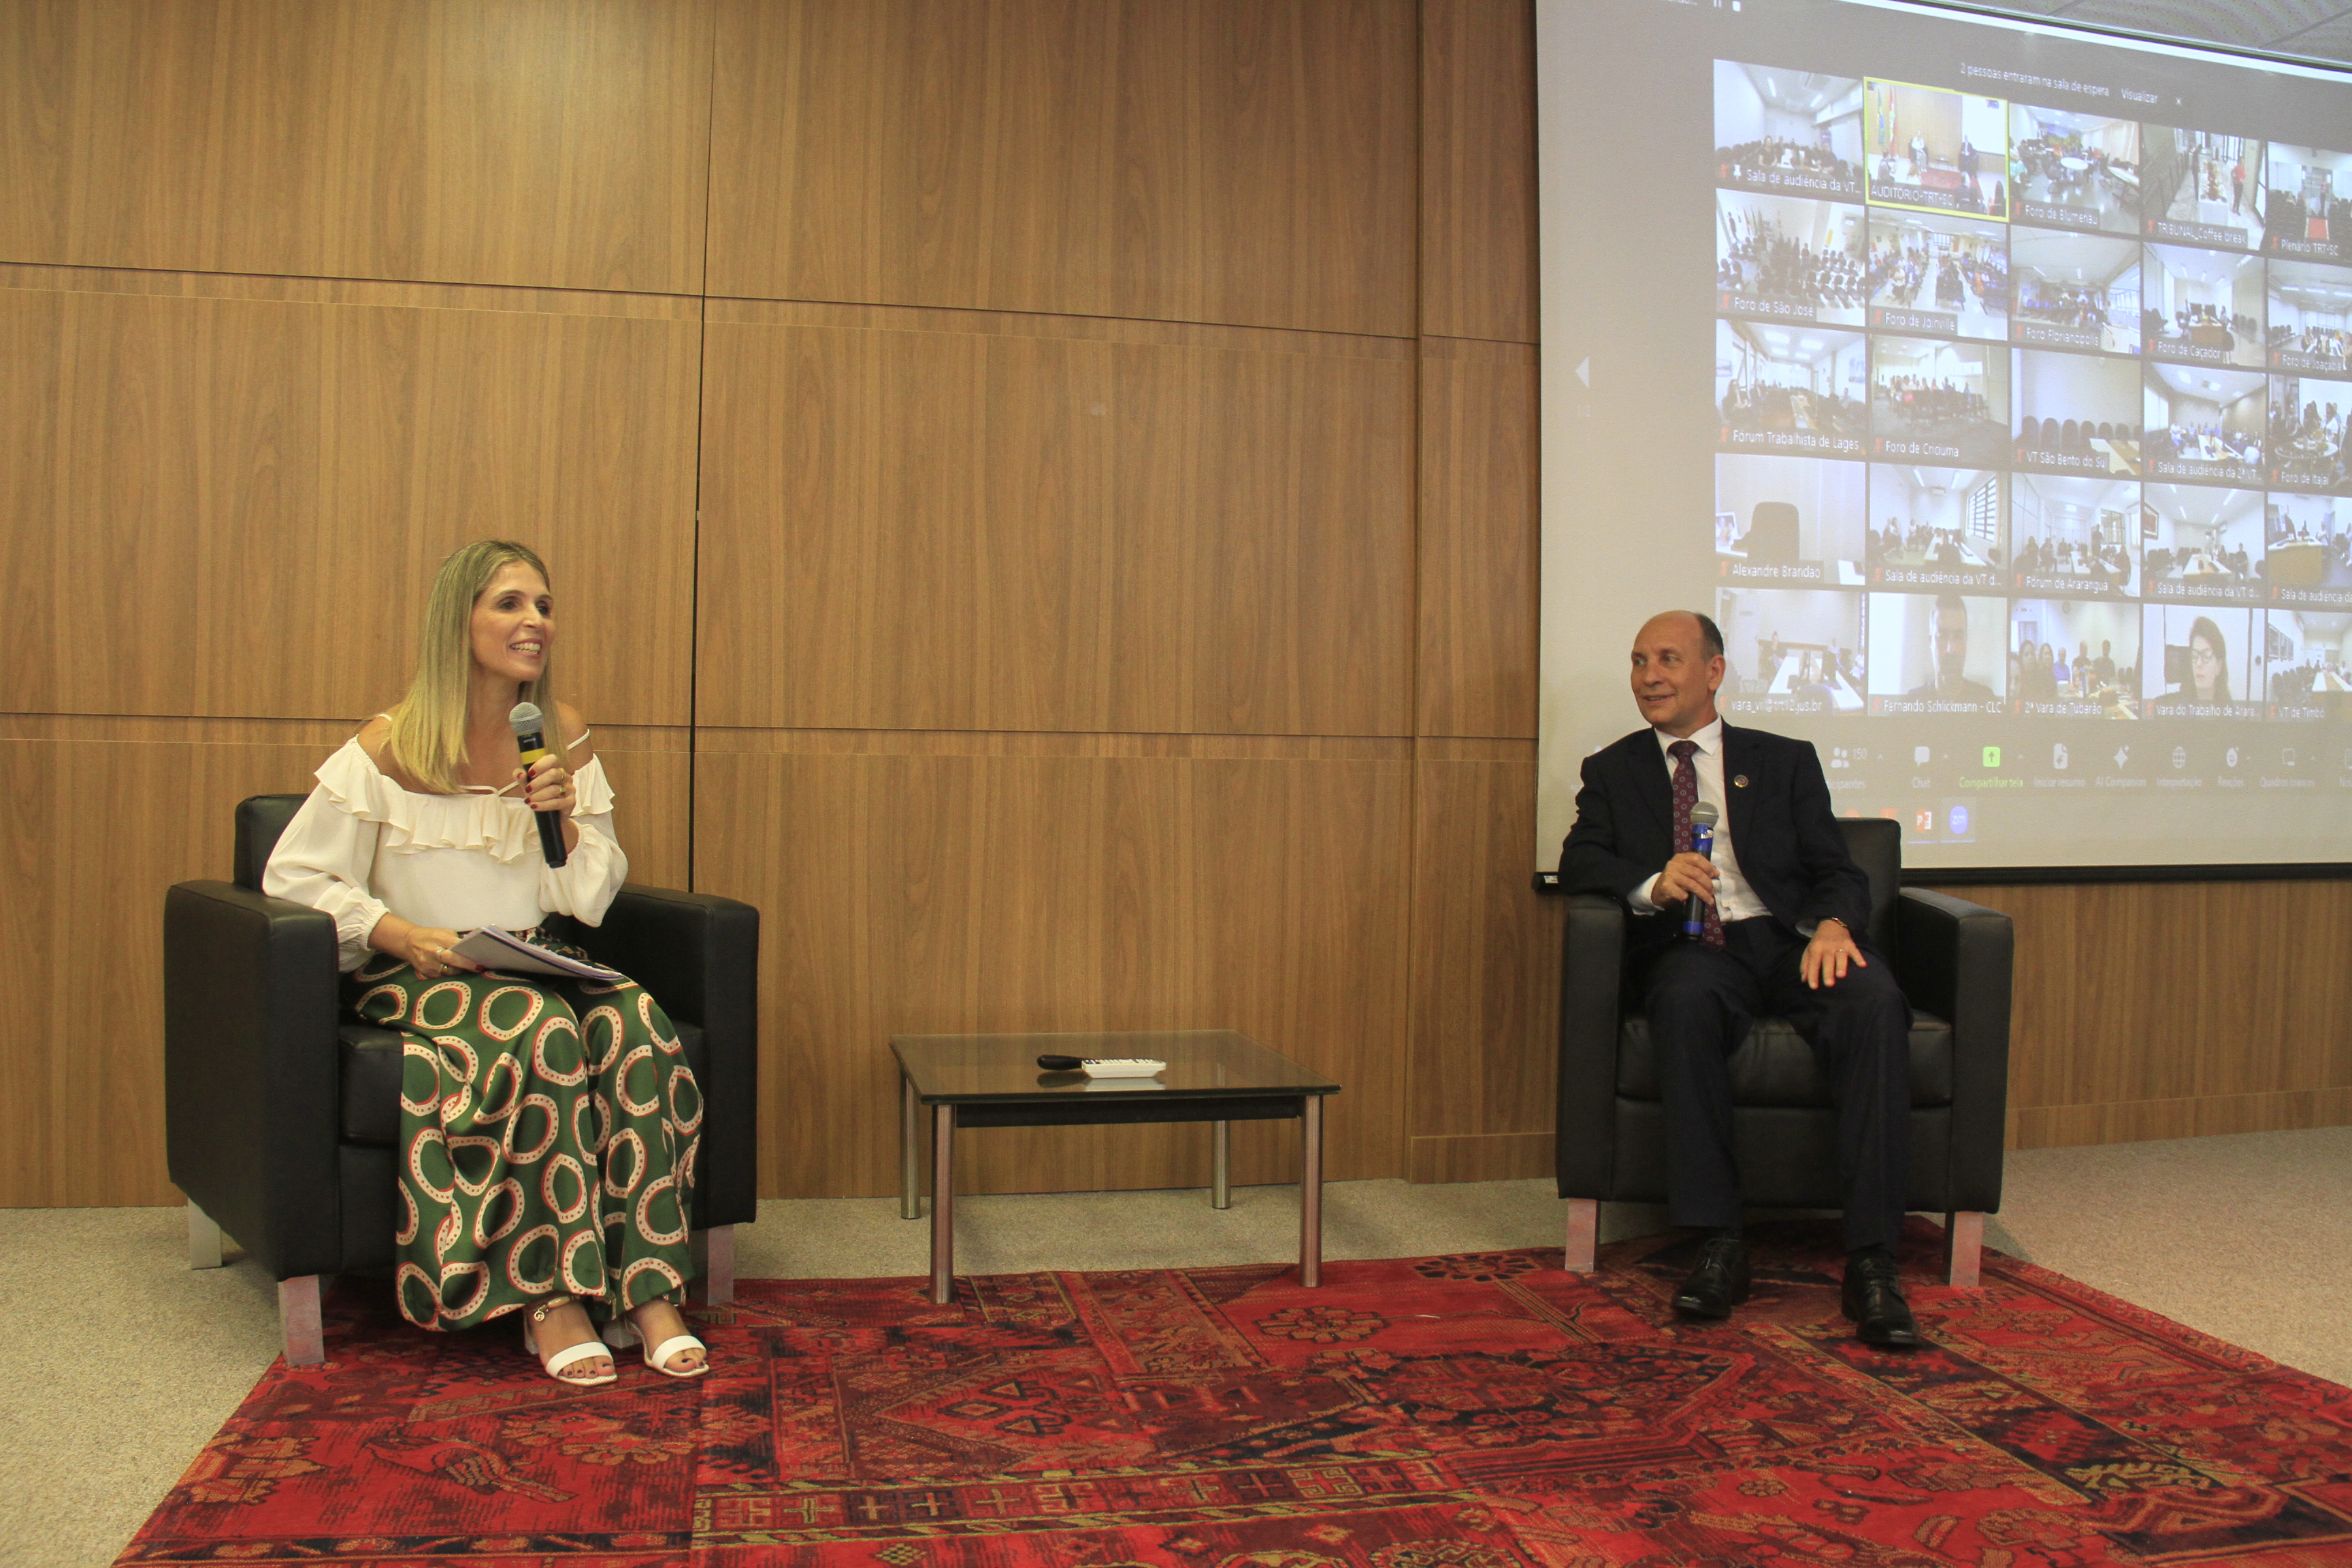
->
[119,1220,2352,1567]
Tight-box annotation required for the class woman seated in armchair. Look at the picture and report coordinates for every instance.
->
[264,540,707,1386]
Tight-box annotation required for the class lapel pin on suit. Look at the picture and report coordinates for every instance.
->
[1733,774,1750,788]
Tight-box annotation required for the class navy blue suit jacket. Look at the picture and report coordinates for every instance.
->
[1558,722,1872,960]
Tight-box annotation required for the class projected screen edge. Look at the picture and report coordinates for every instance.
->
[1537,0,2352,875]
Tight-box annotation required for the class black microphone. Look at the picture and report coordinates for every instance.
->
[1681,801,1719,939]
[507,701,568,869]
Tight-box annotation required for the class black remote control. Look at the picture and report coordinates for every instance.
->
[1036,1054,1084,1071]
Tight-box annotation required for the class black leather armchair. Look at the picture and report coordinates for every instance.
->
[1555,818,2012,1284]
[165,794,759,1365]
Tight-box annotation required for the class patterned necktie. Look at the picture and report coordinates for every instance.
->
[1668,740,1727,949]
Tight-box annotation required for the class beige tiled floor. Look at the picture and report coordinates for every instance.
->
[2,1125,2345,1567]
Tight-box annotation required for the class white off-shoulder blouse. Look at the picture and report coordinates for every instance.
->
[263,733,629,971]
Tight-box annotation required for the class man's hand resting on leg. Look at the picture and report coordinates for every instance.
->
[1801,916,1866,989]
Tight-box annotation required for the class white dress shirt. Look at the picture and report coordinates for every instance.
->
[1628,717,1770,922]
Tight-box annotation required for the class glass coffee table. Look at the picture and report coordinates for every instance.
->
[890,1030,1341,1305]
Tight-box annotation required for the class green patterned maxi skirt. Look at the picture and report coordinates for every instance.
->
[345,938,701,1330]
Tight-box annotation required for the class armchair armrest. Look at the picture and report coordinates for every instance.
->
[582,885,760,1228]
[1896,887,2014,1213]
[163,881,344,1281]
[1555,894,1629,1198]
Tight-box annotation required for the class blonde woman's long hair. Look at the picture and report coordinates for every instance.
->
[385,540,557,794]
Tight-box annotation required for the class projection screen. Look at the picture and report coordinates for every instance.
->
[1537,0,2352,874]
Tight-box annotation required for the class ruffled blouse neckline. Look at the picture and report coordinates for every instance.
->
[313,738,615,866]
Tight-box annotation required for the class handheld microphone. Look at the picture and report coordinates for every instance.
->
[506,701,568,869]
[1681,802,1719,939]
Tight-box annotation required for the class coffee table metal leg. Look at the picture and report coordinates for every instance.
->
[1211,1120,1230,1209]
[1300,1096,1323,1288]
[930,1104,956,1305]
[900,1074,921,1220]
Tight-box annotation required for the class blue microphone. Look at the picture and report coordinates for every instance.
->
[1682,802,1720,938]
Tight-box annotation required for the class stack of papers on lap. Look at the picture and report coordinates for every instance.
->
[446,927,623,982]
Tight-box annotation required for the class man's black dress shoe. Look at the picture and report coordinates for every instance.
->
[1673,1237,1752,1319]
[1842,1253,1924,1347]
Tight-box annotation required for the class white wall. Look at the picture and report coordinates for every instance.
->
[1714,61,1765,147]
[1825,104,1861,166]
[1718,455,1864,558]
[1834,338,1865,397]
[1873,469,1989,534]
[2232,267,2264,325]
[2019,348,2137,423]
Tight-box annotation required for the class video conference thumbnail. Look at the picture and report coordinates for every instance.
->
[1871,334,2007,463]
[1718,192,1867,325]
[2268,374,2352,491]
[1865,465,2004,590]
[2142,604,2263,715]
[2010,104,2140,236]
[1717,320,1868,454]
[2011,472,2138,596]
[2145,363,2265,484]
[2142,244,2265,368]
[2143,484,2264,604]
[2268,607,2351,716]
[2262,143,2352,263]
[1867,208,2008,340]
[1714,586,1867,714]
[2267,260,2352,373]
[2143,128,2263,250]
[2268,492,2352,606]
[2010,230,2139,353]
[1866,591,2007,711]
[2014,348,2142,476]
[1714,454,1867,585]
[2010,598,2140,716]
[1714,63,1863,198]
[1865,80,2007,217]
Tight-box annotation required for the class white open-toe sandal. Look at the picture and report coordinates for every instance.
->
[601,1311,710,1379]
[523,1297,617,1386]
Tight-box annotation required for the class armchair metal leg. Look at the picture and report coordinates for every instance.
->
[280,1276,325,1367]
[1944,1210,1985,1288]
[187,1201,224,1270]
[1565,1198,1599,1273]
[692,1226,736,1305]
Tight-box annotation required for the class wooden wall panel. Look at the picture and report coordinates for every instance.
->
[1927,880,2352,1147]
[697,305,1414,735]
[1407,742,1561,1142]
[691,734,1413,1200]
[706,0,1418,336]
[0,716,693,1207]
[1420,0,1537,343]
[0,0,713,293]
[0,273,700,725]
[1419,338,1539,738]
[588,726,693,897]
[0,723,338,1205]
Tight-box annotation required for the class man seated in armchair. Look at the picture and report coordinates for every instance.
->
[1558,610,1922,1348]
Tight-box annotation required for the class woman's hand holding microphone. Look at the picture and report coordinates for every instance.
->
[517,754,581,852]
